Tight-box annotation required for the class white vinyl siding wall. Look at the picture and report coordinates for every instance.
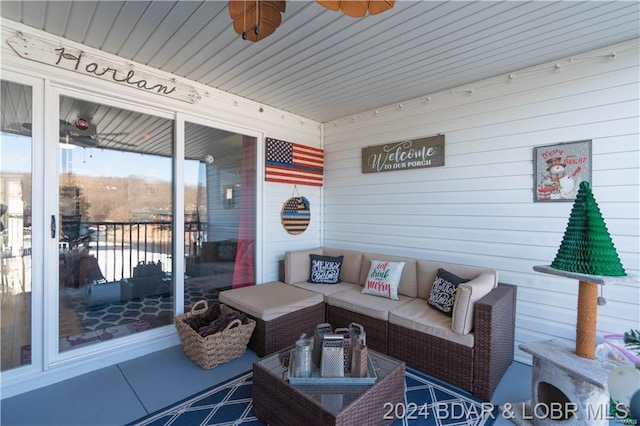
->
[321,39,640,364]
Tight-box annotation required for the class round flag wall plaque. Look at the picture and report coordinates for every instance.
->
[281,196,310,235]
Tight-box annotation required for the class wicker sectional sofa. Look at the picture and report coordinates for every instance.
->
[219,247,516,401]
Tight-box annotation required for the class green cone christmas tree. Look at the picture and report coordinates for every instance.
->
[551,181,626,276]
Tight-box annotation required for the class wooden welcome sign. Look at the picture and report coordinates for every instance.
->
[362,135,445,173]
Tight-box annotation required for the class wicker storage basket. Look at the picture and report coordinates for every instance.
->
[174,301,256,369]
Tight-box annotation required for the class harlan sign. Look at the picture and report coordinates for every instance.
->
[8,34,201,104]
[362,135,445,173]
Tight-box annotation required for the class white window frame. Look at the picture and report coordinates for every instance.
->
[0,71,45,383]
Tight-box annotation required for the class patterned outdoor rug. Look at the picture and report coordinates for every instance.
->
[129,367,496,426]
[63,281,225,331]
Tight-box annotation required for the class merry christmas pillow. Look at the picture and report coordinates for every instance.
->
[428,268,470,316]
[308,254,344,284]
[361,260,405,300]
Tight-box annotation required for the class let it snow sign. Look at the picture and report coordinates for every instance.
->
[8,33,201,104]
[362,134,445,173]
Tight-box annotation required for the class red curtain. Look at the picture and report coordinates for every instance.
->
[232,136,256,288]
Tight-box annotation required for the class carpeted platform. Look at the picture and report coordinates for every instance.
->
[129,367,496,426]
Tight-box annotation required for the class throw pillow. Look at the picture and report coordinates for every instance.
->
[361,260,405,300]
[451,273,496,335]
[428,268,470,316]
[216,241,237,262]
[308,254,344,284]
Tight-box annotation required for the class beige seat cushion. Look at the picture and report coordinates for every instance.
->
[326,286,412,321]
[389,298,475,348]
[219,281,324,321]
[452,273,496,335]
[292,281,360,298]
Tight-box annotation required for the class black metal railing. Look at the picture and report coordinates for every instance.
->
[76,220,205,282]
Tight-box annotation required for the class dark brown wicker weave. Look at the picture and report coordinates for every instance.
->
[247,302,325,357]
[388,283,516,401]
[388,323,473,391]
[472,283,517,400]
[227,279,516,401]
[327,305,389,354]
[252,353,405,426]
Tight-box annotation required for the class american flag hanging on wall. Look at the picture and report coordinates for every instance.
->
[265,137,324,186]
[281,196,311,235]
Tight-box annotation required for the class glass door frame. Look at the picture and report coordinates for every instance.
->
[176,112,264,294]
[0,71,45,381]
[1,74,265,392]
[41,87,265,368]
[44,84,180,367]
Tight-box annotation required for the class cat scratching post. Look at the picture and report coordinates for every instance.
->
[534,266,635,359]
[575,281,598,359]
[535,181,627,359]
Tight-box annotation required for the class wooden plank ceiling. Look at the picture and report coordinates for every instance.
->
[1,0,639,124]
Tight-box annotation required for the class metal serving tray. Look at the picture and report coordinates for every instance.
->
[286,352,378,385]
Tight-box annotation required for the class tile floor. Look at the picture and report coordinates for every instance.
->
[0,345,532,426]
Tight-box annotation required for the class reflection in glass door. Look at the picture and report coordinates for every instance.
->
[57,95,174,352]
[183,123,256,310]
[0,80,33,371]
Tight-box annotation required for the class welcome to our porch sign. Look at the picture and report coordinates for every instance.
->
[362,134,445,173]
[7,33,201,104]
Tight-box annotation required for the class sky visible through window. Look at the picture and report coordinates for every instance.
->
[1,132,203,186]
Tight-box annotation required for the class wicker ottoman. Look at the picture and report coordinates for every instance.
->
[219,282,325,357]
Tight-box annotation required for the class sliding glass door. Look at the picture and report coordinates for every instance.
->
[1,78,259,377]
[183,122,256,310]
[0,80,35,371]
[57,95,174,352]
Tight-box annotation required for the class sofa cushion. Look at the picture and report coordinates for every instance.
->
[427,268,470,316]
[452,273,496,335]
[284,248,323,284]
[219,281,324,321]
[308,254,343,284]
[322,248,363,284]
[201,240,237,262]
[359,253,418,298]
[388,298,475,348]
[361,260,405,300]
[292,281,360,297]
[417,260,498,300]
[326,286,412,321]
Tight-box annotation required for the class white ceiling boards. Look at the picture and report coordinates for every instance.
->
[1,1,638,122]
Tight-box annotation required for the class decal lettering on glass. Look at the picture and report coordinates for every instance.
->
[8,34,201,104]
[362,135,445,173]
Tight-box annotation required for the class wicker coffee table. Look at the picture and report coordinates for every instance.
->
[252,348,406,425]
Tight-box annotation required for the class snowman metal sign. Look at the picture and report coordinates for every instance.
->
[533,140,592,202]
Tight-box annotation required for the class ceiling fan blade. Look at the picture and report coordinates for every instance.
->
[316,0,341,11]
[99,132,130,136]
[229,0,286,42]
[368,0,394,15]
